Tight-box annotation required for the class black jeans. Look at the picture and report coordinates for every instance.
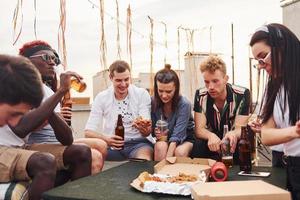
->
[272,150,285,168]
[286,156,300,200]
[190,138,239,164]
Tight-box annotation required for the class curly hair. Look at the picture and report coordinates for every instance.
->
[199,55,227,75]
[19,40,52,57]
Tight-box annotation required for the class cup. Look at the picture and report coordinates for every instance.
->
[221,139,233,168]
[155,119,168,142]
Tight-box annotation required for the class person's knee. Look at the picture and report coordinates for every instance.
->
[174,148,187,157]
[64,144,92,164]
[135,147,153,161]
[27,152,57,178]
[155,141,168,151]
[94,139,108,158]
[91,149,104,174]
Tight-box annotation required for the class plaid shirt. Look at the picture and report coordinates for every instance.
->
[194,83,250,138]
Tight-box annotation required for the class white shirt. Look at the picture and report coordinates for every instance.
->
[28,84,60,144]
[273,87,300,156]
[0,84,60,147]
[85,84,151,140]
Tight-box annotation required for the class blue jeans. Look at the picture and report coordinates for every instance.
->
[106,138,153,161]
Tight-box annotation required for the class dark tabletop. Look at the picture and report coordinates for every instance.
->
[43,161,286,200]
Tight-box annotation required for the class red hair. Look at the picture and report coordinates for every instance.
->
[19,40,52,56]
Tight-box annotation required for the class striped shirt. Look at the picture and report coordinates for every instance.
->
[194,83,250,138]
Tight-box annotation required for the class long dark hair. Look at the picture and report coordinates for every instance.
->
[250,23,300,124]
[152,64,180,112]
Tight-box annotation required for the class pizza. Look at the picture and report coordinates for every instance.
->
[133,117,152,127]
[138,171,198,188]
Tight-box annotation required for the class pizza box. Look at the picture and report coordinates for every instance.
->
[154,157,215,177]
[191,180,291,200]
[130,157,216,196]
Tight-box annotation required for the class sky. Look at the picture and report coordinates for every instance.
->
[0,0,282,99]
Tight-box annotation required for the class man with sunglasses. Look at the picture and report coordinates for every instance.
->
[0,41,92,200]
[191,55,251,163]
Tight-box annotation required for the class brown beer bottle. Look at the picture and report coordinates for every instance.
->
[115,114,125,149]
[61,91,72,126]
[238,126,252,172]
[246,124,256,161]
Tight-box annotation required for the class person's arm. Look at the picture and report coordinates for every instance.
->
[194,112,221,152]
[85,129,124,150]
[193,89,221,152]
[261,117,299,146]
[224,114,249,152]
[135,89,152,137]
[168,100,191,144]
[49,112,73,145]
[10,71,81,138]
[166,142,177,157]
[223,88,251,152]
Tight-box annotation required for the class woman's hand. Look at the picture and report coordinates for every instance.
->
[248,117,262,133]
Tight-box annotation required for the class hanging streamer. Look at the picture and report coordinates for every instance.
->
[148,16,154,95]
[161,21,168,65]
[99,0,107,70]
[34,0,37,39]
[58,0,68,69]
[12,0,23,45]
[209,26,212,53]
[126,4,132,68]
[115,0,122,59]
[184,28,195,53]
[177,26,181,70]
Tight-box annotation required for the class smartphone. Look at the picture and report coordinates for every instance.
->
[238,171,271,177]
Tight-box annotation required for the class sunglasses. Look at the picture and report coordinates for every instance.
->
[30,54,61,66]
[254,52,271,69]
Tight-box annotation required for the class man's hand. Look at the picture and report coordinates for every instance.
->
[207,134,222,152]
[223,131,238,153]
[106,135,125,150]
[59,71,83,91]
[60,106,72,124]
[133,117,152,137]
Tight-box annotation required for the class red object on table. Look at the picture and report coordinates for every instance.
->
[210,162,228,182]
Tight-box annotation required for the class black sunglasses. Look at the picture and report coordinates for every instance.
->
[30,54,61,66]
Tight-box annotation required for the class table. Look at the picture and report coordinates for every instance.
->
[43,161,287,200]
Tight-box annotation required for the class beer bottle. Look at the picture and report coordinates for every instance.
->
[246,124,256,162]
[61,91,72,126]
[238,126,252,172]
[115,114,125,149]
[71,78,87,93]
[221,125,233,168]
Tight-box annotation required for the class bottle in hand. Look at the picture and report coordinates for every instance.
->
[115,114,125,149]
[238,126,252,172]
[221,125,233,168]
[61,91,72,126]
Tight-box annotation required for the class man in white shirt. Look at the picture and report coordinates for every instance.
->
[85,60,153,161]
